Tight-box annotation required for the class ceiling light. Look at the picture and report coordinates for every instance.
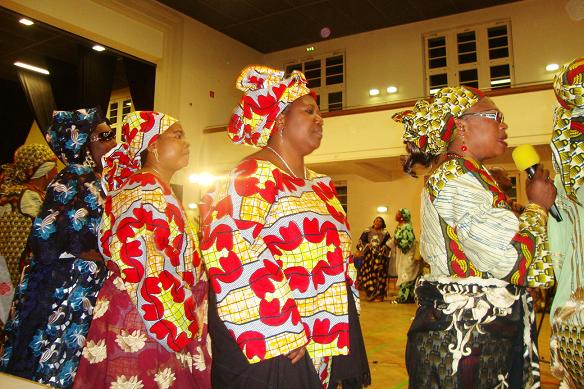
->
[490,78,511,86]
[376,206,388,213]
[306,46,315,52]
[19,18,34,26]
[386,86,398,94]
[14,61,49,75]
[92,45,106,52]
[125,102,132,107]
[189,172,216,185]
[187,203,198,209]
[545,63,560,72]
[369,88,380,96]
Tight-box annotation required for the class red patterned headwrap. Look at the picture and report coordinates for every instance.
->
[102,111,177,193]
[228,65,312,148]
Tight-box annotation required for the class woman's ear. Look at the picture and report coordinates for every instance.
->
[275,113,286,131]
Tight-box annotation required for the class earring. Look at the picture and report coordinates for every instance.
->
[153,148,159,162]
[460,141,468,152]
[83,149,96,168]
[279,128,284,145]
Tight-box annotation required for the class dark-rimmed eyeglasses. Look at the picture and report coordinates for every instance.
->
[90,129,116,143]
[460,111,504,123]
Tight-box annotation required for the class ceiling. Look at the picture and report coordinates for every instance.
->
[157,0,520,53]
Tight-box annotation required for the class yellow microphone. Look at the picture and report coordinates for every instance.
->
[512,145,562,222]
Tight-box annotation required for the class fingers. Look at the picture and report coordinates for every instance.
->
[286,347,306,364]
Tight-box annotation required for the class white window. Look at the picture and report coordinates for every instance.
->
[284,51,345,112]
[106,97,133,132]
[424,20,513,94]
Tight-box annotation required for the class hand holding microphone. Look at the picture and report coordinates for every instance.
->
[512,145,561,221]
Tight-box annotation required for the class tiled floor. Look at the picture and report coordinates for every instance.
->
[359,297,560,388]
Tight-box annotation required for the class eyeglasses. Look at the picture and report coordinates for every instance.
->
[90,129,116,143]
[460,111,504,123]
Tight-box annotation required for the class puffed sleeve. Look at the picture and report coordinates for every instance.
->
[200,159,307,363]
[101,173,204,352]
[30,165,103,264]
[435,172,553,286]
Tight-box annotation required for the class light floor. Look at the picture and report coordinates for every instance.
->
[360,297,560,389]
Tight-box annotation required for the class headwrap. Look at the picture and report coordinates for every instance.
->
[228,65,312,148]
[550,57,584,199]
[1,144,56,185]
[45,108,104,165]
[395,208,412,223]
[102,111,177,193]
[393,86,484,155]
[394,208,415,254]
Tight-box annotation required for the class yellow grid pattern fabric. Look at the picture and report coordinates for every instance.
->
[202,159,356,364]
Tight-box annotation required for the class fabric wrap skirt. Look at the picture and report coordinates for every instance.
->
[405,278,539,389]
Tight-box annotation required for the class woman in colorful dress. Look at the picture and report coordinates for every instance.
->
[394,86,556,388]
[393,208,419,303]
[356,216,391,302]
[200,65,370,389]
[73,111,211,389]
[548,57,584,388]
[1,108,116,388]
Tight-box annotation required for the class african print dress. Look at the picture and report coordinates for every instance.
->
[73,172,211,389]
[200,159,370,389]
[355,228,391,301]
[407,155,554,389]
[1,164,107,388]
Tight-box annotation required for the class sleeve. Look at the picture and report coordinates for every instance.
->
[106,178,202,352]
[30,166,102,265]
[356,230,369,251]
[435,172,553,286]
[200,161,307,363]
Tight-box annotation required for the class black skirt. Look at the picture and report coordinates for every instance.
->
[209,287,371,389]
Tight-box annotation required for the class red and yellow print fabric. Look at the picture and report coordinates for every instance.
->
[99,172,207,352]
[200,159,356,363]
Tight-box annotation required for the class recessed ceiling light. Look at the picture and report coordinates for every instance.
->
[92,45,106,52]
[187,203,198,209]
[369,88,380,96]
[386,86,398,94]
[19,18,34,26]
[14,61,49,75]
[545,63,560,72]
[376,206,388,213]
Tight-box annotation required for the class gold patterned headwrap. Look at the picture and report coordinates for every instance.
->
[228,65,312,148]
[550,57,584,200]
[12,144,57,183]
[393,86,484,155]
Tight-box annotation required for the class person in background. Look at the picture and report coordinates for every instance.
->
[356,216,391,302]
[0,144,58,329]
[0,144,58,285]
[490,166,525,215]
[393,208,419,304]
[1,108,116,388]
[200,65,370,388]
[547,57,584,388]
[73,111,211,389]
[394,86,556,388]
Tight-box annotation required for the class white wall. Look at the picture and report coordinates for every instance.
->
[263,0,584,107]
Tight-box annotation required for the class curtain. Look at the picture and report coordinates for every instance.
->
[79,48,117,115]
[0,79,34,164]
[123,57,156,110]
[17,69,56,133]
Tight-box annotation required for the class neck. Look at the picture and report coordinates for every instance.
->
[265,143,306,179]
[142,163,173,184]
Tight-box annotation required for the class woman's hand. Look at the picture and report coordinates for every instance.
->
[286,346,306,364]
[525,165,557,211]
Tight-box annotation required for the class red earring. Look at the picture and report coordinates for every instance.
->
[461,143,468,152]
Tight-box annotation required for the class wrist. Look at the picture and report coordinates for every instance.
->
[524,202,549,221]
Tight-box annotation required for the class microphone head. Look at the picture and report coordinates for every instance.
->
[512,144,540,171]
